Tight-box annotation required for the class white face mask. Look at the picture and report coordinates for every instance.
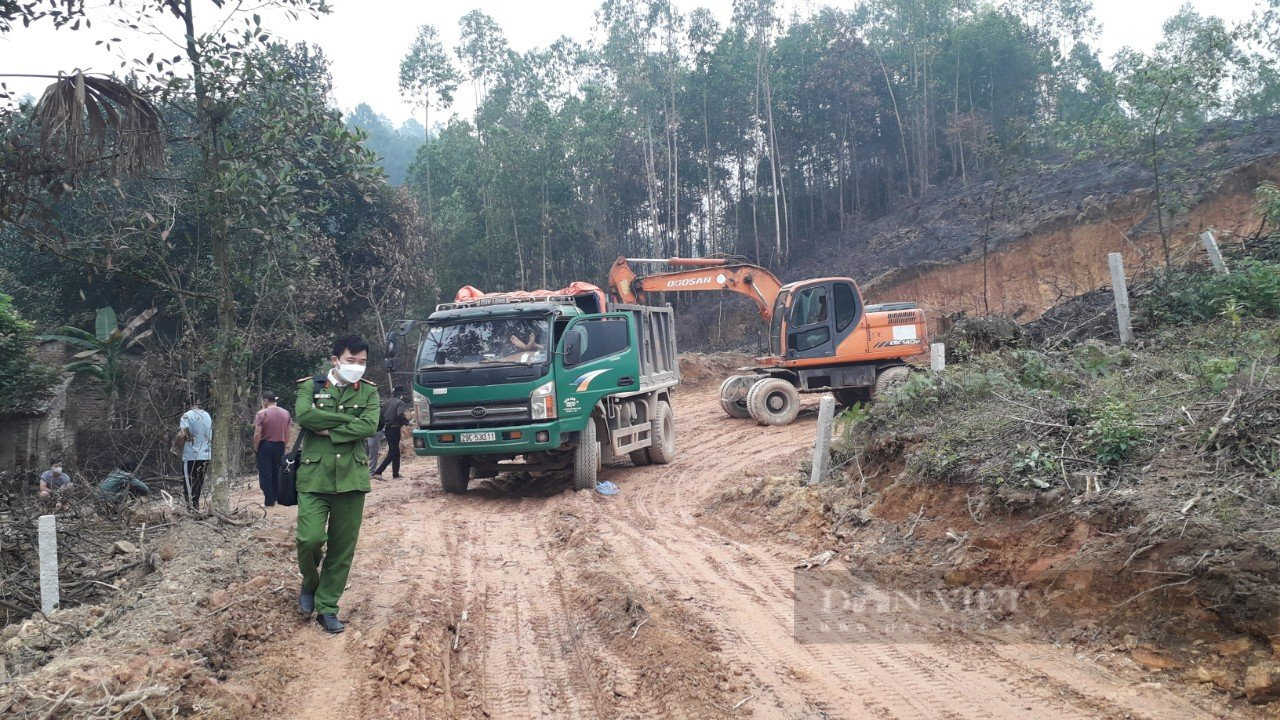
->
[335,363,366,384]
[52,466,62,474]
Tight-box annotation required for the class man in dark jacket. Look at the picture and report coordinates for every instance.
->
[373,387,410,479]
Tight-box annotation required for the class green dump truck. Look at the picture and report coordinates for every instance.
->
[392,291,679,493]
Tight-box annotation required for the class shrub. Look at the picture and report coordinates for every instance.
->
[1195,356,1240,392]
[0,294,61,415]
[1257,182,1280,227]
[1143,259,1280,325]
[1013,349,1053,389]
[1085,399,1144,465]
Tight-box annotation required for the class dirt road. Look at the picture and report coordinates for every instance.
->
[238,386,1233,719]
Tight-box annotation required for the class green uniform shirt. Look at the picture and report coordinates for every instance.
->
[295,373,380,494]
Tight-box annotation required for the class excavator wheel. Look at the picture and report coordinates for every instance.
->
[873,366,911,398]
[718,375,753,419]
[834,388,870,407]
[747,377,801,426]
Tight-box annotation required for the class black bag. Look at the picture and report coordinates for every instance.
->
[277,429,305,507]
[279,375,324,506]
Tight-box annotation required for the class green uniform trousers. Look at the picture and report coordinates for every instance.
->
[296,490,366,615]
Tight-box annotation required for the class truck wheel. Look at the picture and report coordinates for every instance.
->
[629,449,653,466]
[572,419,601,491]
[438,456,471,494]
[834,388,870,406]
[718,375,752,419]
[874,366,911,398]
[647,401,676,464]
[747,378,801,426]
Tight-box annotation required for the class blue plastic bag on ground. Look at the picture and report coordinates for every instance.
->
[595,480,619,495]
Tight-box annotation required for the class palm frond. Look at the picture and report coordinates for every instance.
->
[38,331,99,350]
[122,307,157,336]
[33,73,165,176]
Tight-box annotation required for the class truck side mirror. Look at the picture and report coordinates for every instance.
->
[385,334,397,371]
[563,331,583,366]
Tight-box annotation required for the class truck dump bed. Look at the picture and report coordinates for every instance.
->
[610,302,679,392]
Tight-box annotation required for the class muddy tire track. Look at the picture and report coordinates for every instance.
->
[235,386,1232,720]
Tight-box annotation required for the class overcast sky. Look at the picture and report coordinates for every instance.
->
[0,0,1265,126]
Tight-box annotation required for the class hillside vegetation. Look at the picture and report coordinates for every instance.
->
[732,228,1280,702]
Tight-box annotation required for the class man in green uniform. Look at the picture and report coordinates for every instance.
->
[294,334,380,634]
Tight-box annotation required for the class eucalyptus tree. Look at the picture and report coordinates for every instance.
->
[1114,6,1239,268]
[400,23,460,219]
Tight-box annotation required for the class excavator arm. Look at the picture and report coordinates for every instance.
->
[608,256,785,321]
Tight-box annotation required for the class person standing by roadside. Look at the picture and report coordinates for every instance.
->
[253,390,292,507]
[175,398,212,510]
[294,334,379,634]
[373,387,410,480]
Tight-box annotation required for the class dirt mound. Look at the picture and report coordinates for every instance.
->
[677,351,754,387]
[1023,287,1121,345]
[0,497,294,719]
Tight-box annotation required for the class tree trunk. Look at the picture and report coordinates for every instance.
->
[877,53,912,199]
[179,0,235,513]
[423,103,433,220]
[704,85,715,255]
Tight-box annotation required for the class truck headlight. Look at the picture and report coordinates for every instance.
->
[530,381,556,420]
[413,389,431,427]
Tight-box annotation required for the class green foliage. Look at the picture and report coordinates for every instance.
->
[39,307,154,396]
[1011,443,1059,478]
[1257,182,1280,226]
[0,293,60,416]
[837,402,871,427]
[1144,259,1280,325]
[830,402,871,459]
[1085,399,1144,465]
[1013,349,1052,389]
[1194,357,1240,392]
[1073,343,1132,377]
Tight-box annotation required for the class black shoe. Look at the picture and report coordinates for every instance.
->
[316,613,345,633]
[298,589,315,615]
[392,475,402,479]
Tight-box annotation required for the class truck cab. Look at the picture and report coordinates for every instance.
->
[404,293,679,493]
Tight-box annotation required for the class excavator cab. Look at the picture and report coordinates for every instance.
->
[774,279,862,361]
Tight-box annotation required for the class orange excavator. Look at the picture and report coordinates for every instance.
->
[608,256,928,425]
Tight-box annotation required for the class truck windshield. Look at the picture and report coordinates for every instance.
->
[418,317,551,368]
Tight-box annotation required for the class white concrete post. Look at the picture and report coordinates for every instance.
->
[930,343,946,372]
[1200,231,1228,275]
[1108,253,1134,345]
[810,395,837,486]
[38,514,59,614]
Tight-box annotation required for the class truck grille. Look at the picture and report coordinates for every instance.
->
[430,401,531,428]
